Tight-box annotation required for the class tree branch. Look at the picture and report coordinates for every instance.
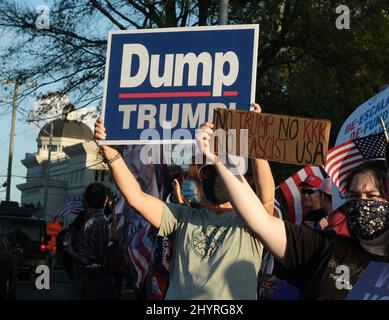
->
[89,0,126,30]
[103,0,142,28]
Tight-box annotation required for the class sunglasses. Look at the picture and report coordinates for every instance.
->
[301,188,319,195]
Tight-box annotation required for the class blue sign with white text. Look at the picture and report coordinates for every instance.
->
[346,262,389,300]
[101,25,259,144]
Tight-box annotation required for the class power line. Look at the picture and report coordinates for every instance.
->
[0,126,37,146]
[0,160,106,179]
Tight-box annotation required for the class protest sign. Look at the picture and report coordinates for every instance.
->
[100,25,259,145]
[332,86,389,210]
[213,108,331,166]
[346,262,389,300]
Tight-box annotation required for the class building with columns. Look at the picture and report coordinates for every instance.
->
[17,110,116,221]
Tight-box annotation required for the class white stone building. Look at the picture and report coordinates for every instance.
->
[17,112,116,221]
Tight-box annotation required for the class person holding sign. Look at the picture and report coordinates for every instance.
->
[197,123,389,300]
[93,110,274,300]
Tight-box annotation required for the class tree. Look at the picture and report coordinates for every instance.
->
[0,0,218,115]
[228,0,389,182]
[1,0,389,183]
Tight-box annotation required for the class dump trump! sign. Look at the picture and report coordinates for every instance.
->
[100,25,259,145]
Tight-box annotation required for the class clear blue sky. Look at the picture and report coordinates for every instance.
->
[0,0,69,202]
[0,0,123,202]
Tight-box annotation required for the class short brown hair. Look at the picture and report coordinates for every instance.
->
[83,183,108,209]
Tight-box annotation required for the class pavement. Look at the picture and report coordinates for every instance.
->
[16,269,72,300]
[15,268,137,300]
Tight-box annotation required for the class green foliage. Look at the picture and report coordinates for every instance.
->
[1,0,389,182]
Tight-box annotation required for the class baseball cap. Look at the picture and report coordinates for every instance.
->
[299,175,322,188]
[319,178,333,196]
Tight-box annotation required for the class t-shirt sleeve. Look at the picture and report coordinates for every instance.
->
[274,221,334,290]
[158,203,189,237]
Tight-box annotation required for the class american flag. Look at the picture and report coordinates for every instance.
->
[52,198,84,221]
[275,166,327,224]
[323,133,386,195]
[114,145,171,290]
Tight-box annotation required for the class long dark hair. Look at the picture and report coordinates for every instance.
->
[345,159,386,198]
[344,160,388,249]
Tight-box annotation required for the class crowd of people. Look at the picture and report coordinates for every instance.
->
[58,103,389,300]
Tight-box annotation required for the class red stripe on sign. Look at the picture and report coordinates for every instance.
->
[223,91,238,96]
[118,92,212,98]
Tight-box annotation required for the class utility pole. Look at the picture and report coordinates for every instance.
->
[42,121,54,221]
[5,79,20,201]
[218,0,229,25]
[1,77,36,202]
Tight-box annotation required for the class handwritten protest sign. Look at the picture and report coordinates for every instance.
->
[213,108,331,166]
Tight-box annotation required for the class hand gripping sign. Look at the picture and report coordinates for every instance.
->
[100,25,259,145]
[212,108,331,166]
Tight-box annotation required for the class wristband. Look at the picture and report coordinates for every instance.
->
[105,153,121,165]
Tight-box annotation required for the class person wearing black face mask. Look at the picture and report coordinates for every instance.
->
[199,165,231,210]
[94,108,276,300]
[198,122,389,300]
[345,162,389,254]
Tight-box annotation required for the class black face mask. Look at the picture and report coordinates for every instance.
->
[202,175,229,205]
[346,199,389,240]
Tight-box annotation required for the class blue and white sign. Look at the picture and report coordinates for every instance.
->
[100,25,259,145]
[346,262,389,300]
[332,86,389,210]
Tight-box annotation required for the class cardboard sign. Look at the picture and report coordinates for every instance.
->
[213,108,331,166]
[346,262,389,300]
[100,25,259,145]
[332,86,389,210]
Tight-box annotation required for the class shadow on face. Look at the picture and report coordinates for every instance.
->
[347,171,387,203]
[301,187,321,209]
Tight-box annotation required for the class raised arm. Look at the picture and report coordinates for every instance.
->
[94,117,164,228]
[251,159,275,216]
[250,103,275,216]
[196,123,287,259]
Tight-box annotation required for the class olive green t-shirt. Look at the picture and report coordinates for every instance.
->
[158,203,263,300]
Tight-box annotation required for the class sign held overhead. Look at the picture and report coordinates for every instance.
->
[213,108,331,166]
[100,25,259,145]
